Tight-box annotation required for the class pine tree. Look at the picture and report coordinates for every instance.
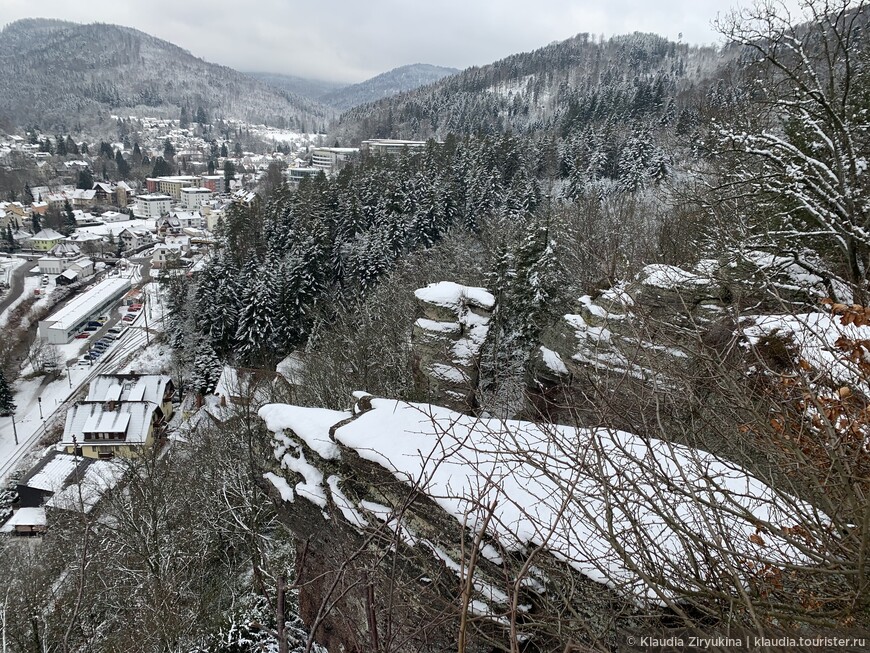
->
[0,370,15,416]
[220,143,228,158]
[163,139,176,160]
[31,213,41,233]
[192,339,223,396]
[180,105,190,129]
[223,161,236,189]
[76,169,94,190]
[152,157,173,177]
[234,264,280,366]
[4,224,15,251]
[64,201,77,234]
[23,184,34,205]
[115,151,130,179]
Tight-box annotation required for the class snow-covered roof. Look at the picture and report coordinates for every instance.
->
[85,374,171,406]
[259,398,822,602]
[20,452,80,492]
[62,401,157,447]
[0,507,46,532]
[45,459,125,513]
[41,277,131,331]
[32,228,65,241]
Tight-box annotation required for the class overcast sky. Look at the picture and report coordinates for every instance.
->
[4,0,754,83]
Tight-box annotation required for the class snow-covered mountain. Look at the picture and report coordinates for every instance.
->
[0,18,336,131]
[317,63,460,111]
[332,32,721,142]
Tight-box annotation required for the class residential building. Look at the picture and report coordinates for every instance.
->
[172,211,204,229]
[30,228,66,251]
[156,214,183,236]
[151,244,182,269]
[180,187,212,210]
[198,175,226,193]
[58,374,174,459]
[118,227,153,251]
[134,193,171,218]
[145,175,199,201]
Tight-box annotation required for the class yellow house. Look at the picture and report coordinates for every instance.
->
[30,228,66,251]
[60,374,175,459]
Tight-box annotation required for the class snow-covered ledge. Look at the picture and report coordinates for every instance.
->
[258,395,826,652]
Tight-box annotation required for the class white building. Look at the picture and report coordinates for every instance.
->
[180,187,212,210]
[361,139,431,156]
[284,167,322,186]
[133,194,171,219]
[118,227,153,251]
[310,147,359,173]
[38,278,131,344]
[152,243,185,269]
[171,211,204,229]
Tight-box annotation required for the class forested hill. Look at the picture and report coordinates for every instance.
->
[332,32,721,143]
[0,18,336,132]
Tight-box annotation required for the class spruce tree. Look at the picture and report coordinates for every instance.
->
[192,339,223,396]
[0,370,15,416]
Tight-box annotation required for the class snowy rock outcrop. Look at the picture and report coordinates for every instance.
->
[258,395,825,652]
[411,281,495,411]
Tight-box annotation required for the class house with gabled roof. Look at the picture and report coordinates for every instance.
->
[59,374,174,459]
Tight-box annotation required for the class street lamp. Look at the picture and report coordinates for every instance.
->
[11,414,18,446]
[37,396,43,420]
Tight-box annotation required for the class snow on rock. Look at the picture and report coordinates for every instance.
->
[639,264,712,290]
[259,397,822,602]
[412,281,495,409]
[259,404,348,460]
[414,281,495,312]
[327,475,368,528]
[539,346,568,376]
[263,472,295,502]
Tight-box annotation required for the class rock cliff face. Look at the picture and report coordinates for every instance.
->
[411,281,495,412]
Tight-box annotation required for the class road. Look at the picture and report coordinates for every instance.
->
[0,259,37,315]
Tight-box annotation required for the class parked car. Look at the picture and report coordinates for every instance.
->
[104,334,117,341]
[128,305,142,312]
[75,333,90,339]
[122,314,135,322]
[87,320,103,327]
[107,327,122,335]
[88,350,102,358]
[77,357,91,365]
[85,325,98,331]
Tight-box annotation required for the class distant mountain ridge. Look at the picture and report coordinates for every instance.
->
[318,64,460,111]
[246,72,347,104]
[0,18,335,131]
